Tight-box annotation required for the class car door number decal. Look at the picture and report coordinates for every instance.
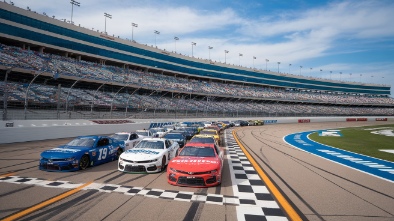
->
[98,148,108,160]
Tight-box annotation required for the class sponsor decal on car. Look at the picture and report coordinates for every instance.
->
[47,148,80,153]
[125,149,160,155]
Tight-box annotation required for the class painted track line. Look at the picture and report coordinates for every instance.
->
[232,129,302,221]
[1,181,93,221]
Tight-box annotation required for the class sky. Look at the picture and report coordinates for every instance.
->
[8,0,394,96]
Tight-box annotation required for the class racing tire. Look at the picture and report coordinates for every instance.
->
[79,155,90,170]
[116,148,123,159]
[160,156,166,172]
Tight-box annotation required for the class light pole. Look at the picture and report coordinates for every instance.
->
[154,30,160,47]
[309,67,312,76]
[224,50,229,63]
[320,69,323,78]
[253,56,256,68]
[265,59,269,71]
[360,74,362,82]
[330,71,332,80]
[70,0,80,24]
[191,42,196,57]
[340,72,342,81]
[289,64,291,74]
[349,73,352,81]
[208,46,213,60]
[277,62,281,73]
[104,12,112,34]
[131,22,138,41]
[299,66,303,75]
[174,36,179,53]
[239,53,243,66]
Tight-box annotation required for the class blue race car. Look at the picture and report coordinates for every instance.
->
[39,135,125,172]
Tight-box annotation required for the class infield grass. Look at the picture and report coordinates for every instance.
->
[309,124,394,162]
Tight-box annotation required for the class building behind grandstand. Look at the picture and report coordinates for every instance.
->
[1,2,393,120]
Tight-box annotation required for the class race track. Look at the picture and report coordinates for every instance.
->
[1,121,393,221]
[234,121,394,221]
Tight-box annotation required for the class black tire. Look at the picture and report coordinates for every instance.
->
[117,148,123,159]
[79,155,90,170]
[160,156,166,172]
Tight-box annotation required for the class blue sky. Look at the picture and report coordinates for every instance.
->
[10,0,394,96]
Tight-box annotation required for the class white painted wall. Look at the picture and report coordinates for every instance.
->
[0,117,392,144]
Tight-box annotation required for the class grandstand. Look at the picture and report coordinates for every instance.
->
[0,2,393,120]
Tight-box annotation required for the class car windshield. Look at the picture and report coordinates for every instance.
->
[67,138,95,147]
[180,146,215,157]
[164,134,183,139]
[111,134,129,141]
[200,130,216,135]
[189,137,215,143]
[135,140,164,149]
[136,131,149,136]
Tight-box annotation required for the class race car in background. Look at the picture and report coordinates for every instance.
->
[150,127,168,138]
[164,132,187,148]
[135,129,153,138]
[39,135,124,172]
[118,138,180,173]
[167,142,224,187]
[110,132,143,150]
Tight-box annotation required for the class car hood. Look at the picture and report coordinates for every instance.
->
[41,145,89,159]
[121,148,165,161]
[169,156,220,172]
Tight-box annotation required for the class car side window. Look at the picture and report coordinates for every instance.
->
[98,138,109,147]
[130,134,137,140]
[165,140,172,148]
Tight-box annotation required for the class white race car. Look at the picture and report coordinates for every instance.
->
[118,138,180,173]
[135,129,153,138]
[110,132,143,151]
[150,128,168,138]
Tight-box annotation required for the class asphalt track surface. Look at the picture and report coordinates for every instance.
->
[0,121,393,221]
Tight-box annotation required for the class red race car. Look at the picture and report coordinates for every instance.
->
[167,142,224,187]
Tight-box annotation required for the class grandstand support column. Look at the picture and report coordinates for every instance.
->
[91,82,107,118]
[110,85,126,119]
[125,87,140,118]
[2,68,13,121]
[24,71,43,120]
[56,84,61,119]
[66,76,86,115]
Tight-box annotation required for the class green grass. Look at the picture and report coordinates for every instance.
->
[309,124,394,162]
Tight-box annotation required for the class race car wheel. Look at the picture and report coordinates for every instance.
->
[160,156,166,172]
[117,148,123,159]
[79,155,90,170]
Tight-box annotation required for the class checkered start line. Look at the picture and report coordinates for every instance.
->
[225,129,288,221]
[0,129,288,220]
[0,175,271,208]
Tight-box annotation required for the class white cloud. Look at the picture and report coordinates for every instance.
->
[10,0,394,96]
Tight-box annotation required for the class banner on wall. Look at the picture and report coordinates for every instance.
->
[298,119,310,123]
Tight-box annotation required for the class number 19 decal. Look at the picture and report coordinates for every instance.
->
[98,148,108,160]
